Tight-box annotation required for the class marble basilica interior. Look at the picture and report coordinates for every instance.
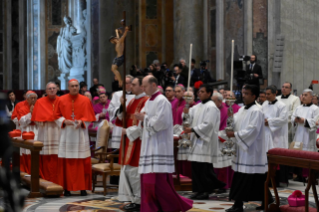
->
[1,0,319,211]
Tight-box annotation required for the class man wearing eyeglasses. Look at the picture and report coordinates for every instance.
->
[31,82,60,183]
[165,85,175,103]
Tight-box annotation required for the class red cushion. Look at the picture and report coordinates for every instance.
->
[268,148,319,161]
[22,131,35,140]
[280,205,316,212]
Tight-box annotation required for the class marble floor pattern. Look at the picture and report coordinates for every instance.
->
[1,180,317,212]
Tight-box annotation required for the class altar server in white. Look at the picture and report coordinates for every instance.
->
[107,75,135,148]
[277,82,301,143]
[225,84,273,212]
[262,85,288,150]
[291,89,319,152]
[182,84,225,200]
[137,76,193,212]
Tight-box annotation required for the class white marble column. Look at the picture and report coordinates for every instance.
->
[19,0,25,89]
[216,0,224,80]
[39,0,46,89]
[174,0,204,64]
[86,0,91,88]
[5,0,12,89]
[243,0,253,55]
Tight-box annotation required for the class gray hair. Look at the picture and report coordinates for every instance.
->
[175,84,185,91]
[26,92,38,99]
[303,88,313,96]
[152,59,160,64]
[179,58,185,62]
[126,75,134,82]
[265,85,277,94]
[213,92,223,101]
[46,81,57,89]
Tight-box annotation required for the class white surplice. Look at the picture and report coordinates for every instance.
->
[19,113,38,155]
[232,104,268,174]
[291,104,319,152]
[262,100,288,150]
[178,101,220,163]
[35,122,60,155]
[277,94,301,143]
[107,90,135,148]
[55,118,91,159]
[139,92,174,174]
[215,130,232,168]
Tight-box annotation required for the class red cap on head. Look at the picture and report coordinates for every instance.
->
[68,79,78,83]
[26,90,36,95]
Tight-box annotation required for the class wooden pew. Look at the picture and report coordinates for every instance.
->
[11,138,63,197]
[265,148,319,212]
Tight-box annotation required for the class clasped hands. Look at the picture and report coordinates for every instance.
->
[64,119,82,129]
[294,117,305,124]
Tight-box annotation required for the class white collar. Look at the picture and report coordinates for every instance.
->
[135,92,146,99]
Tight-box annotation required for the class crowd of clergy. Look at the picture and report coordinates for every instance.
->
[7,72,319,212]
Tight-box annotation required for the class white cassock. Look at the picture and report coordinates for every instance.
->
[107,90,135,148]
[55,118,91,158]
[139,93,174,174]
[35,122,60,155]
[262,100,288,150]
[291,104,319,152]
[232,104,267,174]
[178,101,220,163]
[19,113,38,155]
[277,94,301,142]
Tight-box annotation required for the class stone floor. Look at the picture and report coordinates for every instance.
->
[2,180,317,212]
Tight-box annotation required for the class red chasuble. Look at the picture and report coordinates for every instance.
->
[55,94,96,191]
[116,96,148,167]
[31,96,60,183]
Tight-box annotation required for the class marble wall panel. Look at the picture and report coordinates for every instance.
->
[224,0,244,84]
[280,0,294,90]
[252,0,267,87]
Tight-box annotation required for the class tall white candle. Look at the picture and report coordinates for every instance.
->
[187,44,193,92]
[230,40,234,94]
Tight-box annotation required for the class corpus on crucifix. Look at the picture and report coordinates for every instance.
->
[109,23,131,88]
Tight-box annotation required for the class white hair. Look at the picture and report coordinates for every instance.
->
[153,59,160,64]
[126,75,134,82]
[26,92,38,99]
[179,58,185,62]
[303,89,313,96]
[46,81,56,89]
[213,92,223,101]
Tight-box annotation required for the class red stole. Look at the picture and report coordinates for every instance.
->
[116,96,148,167]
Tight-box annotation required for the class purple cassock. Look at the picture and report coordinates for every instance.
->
[171,98,186,125]
[214,102,237,189]
[93,100,111,121]
[225,102,241,113]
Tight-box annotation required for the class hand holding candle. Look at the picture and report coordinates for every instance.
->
[230,40,234,95]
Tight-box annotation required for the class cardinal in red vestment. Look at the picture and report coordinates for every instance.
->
[31,82,60,183]
[55,79,96,196]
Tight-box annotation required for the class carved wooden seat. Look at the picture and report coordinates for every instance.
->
[265,148,319,212]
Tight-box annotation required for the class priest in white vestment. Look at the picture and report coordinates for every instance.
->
[291,89,319,152]
[226,84,273,212]
[262,85,288,150]
[137,76,193,212]
[277,82,301,144]
[262,85,289,187]
[182,85,225,200]
[107,75,135,149]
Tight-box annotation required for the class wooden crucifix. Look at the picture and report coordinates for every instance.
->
[109,11,132,164]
